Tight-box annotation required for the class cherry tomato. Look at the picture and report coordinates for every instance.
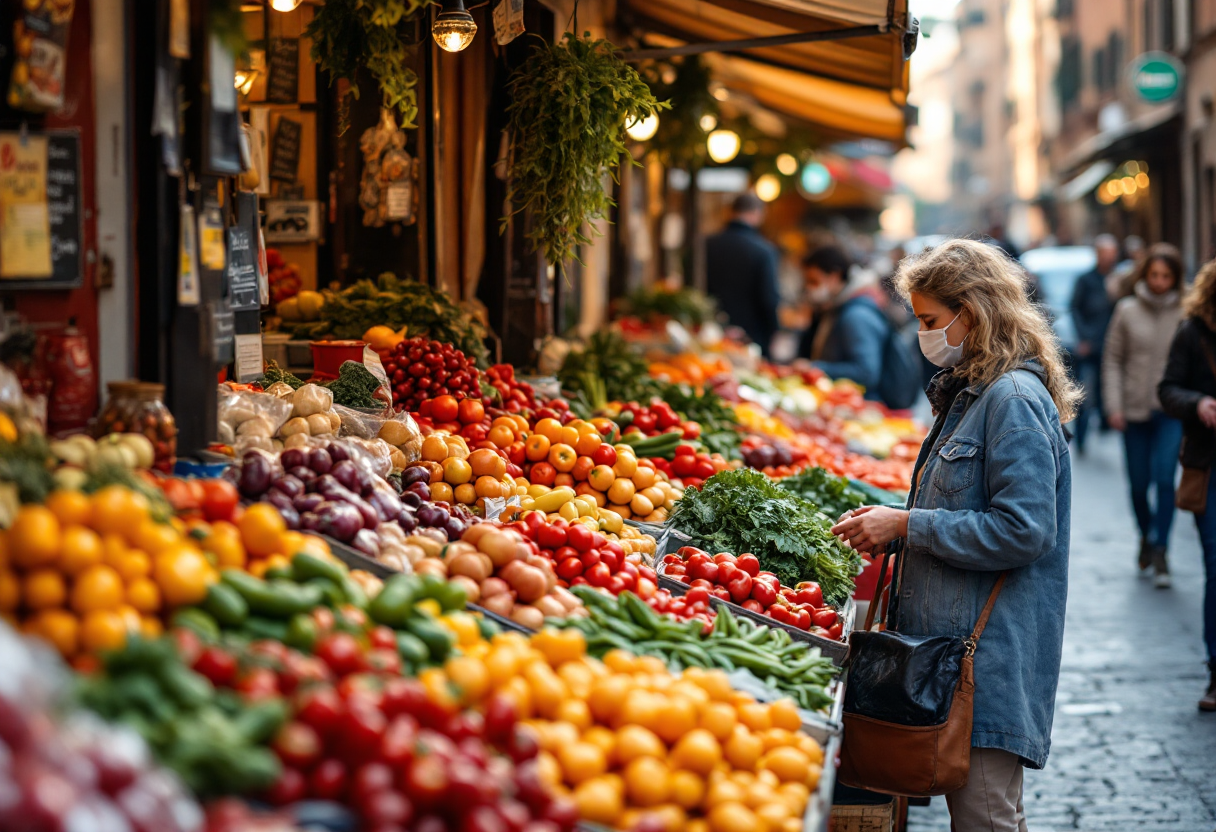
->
[264,767,306,805]
[296,685,345,736]
[192,646,237,687]
[315,632,365,677]
[272,721,322,770]
[235,666,280,701]
[309,758,348,801]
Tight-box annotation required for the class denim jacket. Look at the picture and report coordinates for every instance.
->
[895,362,1071,769]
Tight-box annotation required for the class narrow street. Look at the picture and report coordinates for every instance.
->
[908,432,1216,831]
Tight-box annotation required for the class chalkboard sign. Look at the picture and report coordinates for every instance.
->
[266,38,299,104]
[226,226,258,311]
[270,117,302,182]
[0,131,83,289]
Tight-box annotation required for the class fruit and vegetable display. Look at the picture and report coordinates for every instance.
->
[667,469,862,607]
[616,285,719,330]
[774,466,871,521]
[660,548,845,641]
[267,249,302,305]
[385,337,484,413]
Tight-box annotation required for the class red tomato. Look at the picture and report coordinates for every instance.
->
[591,444,617,466]
[272,721,322,770]
[685,585,711,606]
[608,575,630,595]
[556,557,583,580]
[790,608,812,630]
[364,790,414,827]
[199,479,239,522]
[431,395,459,423]
[404,754,449,808]
[315,632,365,677]
[369,625,398,651]
[264,767,306,805]
[672,454,697,477]
[296,685,345,736]
[337,704,388,764]
[351,762,396,802]
[235,666,280,701]
[827,622,844,640]
[598,548,619,572]
[811,608,839,629]
[742,599,765,613]
[578,549,600,570]
[566,524,593,552]
[736,553,760,577]
[309,758,348,801]
[380,715,420,767]
[695,460,716,479]
[768,604,793,625]
[794,582,824,608]
[585,563,612,588]
[192,646,237,687]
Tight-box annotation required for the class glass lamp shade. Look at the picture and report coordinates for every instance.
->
[270,0,302,11]
[433,10,477,52]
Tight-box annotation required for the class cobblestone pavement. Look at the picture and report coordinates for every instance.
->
[906,432,1216,832]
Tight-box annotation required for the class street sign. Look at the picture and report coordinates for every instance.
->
[1127,52,1183,103]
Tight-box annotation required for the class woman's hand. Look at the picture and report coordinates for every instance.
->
[1200,397,1216,429]
[830,506,909,555]
[1108,412,1126,432]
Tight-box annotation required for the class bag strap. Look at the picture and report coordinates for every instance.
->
[965,571,1009,655]
[861,547,894,632]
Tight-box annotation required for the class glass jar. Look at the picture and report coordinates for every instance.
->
[94,381,178,472]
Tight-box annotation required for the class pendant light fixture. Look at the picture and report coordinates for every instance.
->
[270,0,302,11]
[433,0,477,52]
[626,113,660,142]
[706,129,741,164]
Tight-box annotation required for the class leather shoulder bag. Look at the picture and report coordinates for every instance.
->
[837,546,1007,797]
[1176,333,1216,513]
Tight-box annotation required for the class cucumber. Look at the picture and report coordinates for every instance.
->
[263,564,295,582]
[340,575,368,609]
[155,662,214,709]
[233,699,288,744]
[292,552,347,586]
[241,616,290,642]
[171,608,221,641]
[368,574,418,627]
[395,631,431,667]
[221,570,319,619]
[403,613,455,663]
[305,577,346,608]
[201,582,248,627]
[285,613,319,652]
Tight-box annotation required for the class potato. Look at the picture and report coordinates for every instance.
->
[509,604,544,630]
[378,419,413,446]
[407,535,443,559]
[283,432,310,450]
[280,417,310,437]
[306,413,333,436]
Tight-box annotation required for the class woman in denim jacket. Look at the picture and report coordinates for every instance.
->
[832,239,1079,831]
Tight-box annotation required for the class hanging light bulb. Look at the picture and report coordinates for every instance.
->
[433,0,477,52]
[626,113,660,142]
[706,129,741,164]
[270,0,302,10]
[699,114,718,132]
[233,69,258,96]
[755,174,781,202]
[776,153,798,176]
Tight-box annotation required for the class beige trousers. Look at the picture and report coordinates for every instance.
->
[944,747,1029,832]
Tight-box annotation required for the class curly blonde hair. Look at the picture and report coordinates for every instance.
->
[1183,258,1216,331]
[895,238,1082,421]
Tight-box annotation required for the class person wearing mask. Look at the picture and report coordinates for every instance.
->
[1102,244,1184,585]
[1157,258,1216,712]
[1069,234,1120,453]
[704,192,781,357]
[797,246,887,395]
[831,238,1077,828]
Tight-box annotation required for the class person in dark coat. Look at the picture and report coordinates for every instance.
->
[1068,234,1120,453]
[705,192,781,357]
[1157,257,1216,713]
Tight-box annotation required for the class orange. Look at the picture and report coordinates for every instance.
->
[525,433,551,462]
[559,425,580,448]
[607,478,637,506]
[58,526,104,575]
[238,504,287,558]
[623,757,671,807]
[670,729,722,775]
[0,571,19,611]
[755,801,793,831]
[573,777,624,827]
[8,505,62,569]
[669,770,706,810]
[90,485,149,538]
[431,482,454,503]
[115,604,142,633]
[199,521,245,569]
[618,690,664,734]
[736,702,771,733]
[454,483,477,504]
[150,546,216,607]
[548,444,577,473]
[79,609,127,653]
[602,649,638,674]
[769,699,802,732]
[116,550,151,582]
[582,725,616,760]
[444,655,490,704]
[524,663,568,719]
[421,435,450,462]
[574,431,602,456]
[655,697,698,744]
[469,448,506,478]
[534,418,564,444]
[100,534,129,570]
[556,698,592,731]
[70,565,124,614]
[474,476,503,499]
[723,727,764,772]
[45,490,92,527]
[23,569,67,610]
[0,535,7,571]
[758,747,811,785]
[487,425,516,449]
[558,742,607,784]
[612,453,638,478]
[699,701,738,741]
[125,578,162,614]
[133,519,180,556]
[587,674,632,723]
[442,457,473,485]
[31,609,79,657]
[614,724,666,765]
[759,728,797,752]
[139,616,163,639]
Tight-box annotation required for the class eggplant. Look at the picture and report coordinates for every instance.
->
[330,460,360,491]
[315,502,362,542]
[272,475,305,500]
[327,442,350,462]
[238,452,275,498]
[265,488,295,513]
[280,505,301,531]
[294,493,325,514]
[309,447,333,475]
[351,529,381,558]
[401,465,430,486]
[280,447,309,471]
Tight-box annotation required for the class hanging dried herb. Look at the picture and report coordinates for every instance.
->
[504,33,668,270]
[306,0,430,135]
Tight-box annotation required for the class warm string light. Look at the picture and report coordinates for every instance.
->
[706,129,740,164]
[626,113,660,142]
[433,0,477,52]
[754,174,781,202]
[270,0,302,10]
[776,153,798,176]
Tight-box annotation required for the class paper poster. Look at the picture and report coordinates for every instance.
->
[8,0,75,113]
[0,134,52,278]
[234,333,264,382]
[178,203,200,305]
[198,205,226,271]
[169,0,190,59]
[493,0,525,45]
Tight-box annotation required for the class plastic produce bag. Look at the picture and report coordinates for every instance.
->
[217,386,292,446]
[332,404,422,468]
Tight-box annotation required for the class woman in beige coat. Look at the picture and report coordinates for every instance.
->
[1102,244,1185,586]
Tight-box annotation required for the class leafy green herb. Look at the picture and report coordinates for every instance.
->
[285,273,489,367]
[505,33,668,269]
[558,331,663,415]
[306,0,429,135]
[668,468,861,606]
[0,433,53,504]
[775,466,870,520]
[618,286,718,328]
[655,382,740,459]
[257,360,305,391]
[323,361,383,408]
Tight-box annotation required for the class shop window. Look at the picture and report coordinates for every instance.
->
[1057,36,1081,108]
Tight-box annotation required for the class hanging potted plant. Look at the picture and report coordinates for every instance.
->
[305,0,430,135]
[504,31,668,271]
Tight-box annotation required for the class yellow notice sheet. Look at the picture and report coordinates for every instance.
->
[0,134,52,278]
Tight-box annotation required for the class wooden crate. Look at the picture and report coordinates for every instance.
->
[829,802,894,832]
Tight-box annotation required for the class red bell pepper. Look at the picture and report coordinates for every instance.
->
[750,580,777,607]
[811,608,839,629]
[711,586,732,603]
[794,581,824,608]
[726,572,753,604]
[742,599,765,613]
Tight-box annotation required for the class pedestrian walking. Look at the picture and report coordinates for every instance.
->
[1157,257,1216,712]
[1069,234,1120,453]
[831,239,1078,828]
[1106,235,1146,302]
[704,192,782,357]
[1101,244,1184,585]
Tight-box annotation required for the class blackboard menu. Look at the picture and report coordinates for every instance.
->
[270,117,301,182]
[226,226,258,311]
[0,132,83,289]
[266,38,300,104]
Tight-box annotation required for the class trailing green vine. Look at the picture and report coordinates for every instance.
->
[306,0,431,135]
[208,0,248,59]
[504,32,668,270]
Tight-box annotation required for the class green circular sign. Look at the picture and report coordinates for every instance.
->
[1128,52,1183,103]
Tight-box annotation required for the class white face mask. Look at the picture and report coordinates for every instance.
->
[808,285,834,305]
[918,313,967,368]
